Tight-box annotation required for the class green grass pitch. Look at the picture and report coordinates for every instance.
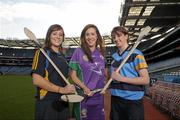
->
[0,75,35,120]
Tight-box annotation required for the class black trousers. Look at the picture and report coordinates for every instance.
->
[110,96,144,120]
[35,99,69,120]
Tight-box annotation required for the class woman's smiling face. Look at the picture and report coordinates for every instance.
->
[85,27,97,48]
[50,30,64,48]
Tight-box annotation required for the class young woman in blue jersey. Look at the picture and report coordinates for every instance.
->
[31,24,75,120]
[110,26,150,120]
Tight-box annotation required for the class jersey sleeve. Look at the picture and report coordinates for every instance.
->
[31,49,46,77]
[134,52,148,71]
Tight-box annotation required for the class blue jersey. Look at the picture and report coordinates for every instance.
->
[110,48,148,100]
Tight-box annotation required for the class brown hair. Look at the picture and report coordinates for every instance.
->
[111,26,129,42]
[80,24,105,62]
[44,24,65,52]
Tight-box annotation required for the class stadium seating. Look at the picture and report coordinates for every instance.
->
[148,81,180,119]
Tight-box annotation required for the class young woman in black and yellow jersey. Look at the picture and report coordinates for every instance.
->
[32,24,75,120]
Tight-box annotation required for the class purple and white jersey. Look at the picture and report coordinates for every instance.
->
[69,48,105,120]
[69,48,105,90]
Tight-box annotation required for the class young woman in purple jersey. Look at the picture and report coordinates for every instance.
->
[69,24,106,120]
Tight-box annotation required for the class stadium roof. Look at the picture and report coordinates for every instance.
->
[119,0,180,43]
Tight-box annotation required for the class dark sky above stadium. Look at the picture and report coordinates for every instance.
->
[0,0,124,39]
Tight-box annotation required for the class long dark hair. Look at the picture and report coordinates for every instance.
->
[44,24,65,52]
[80,24,105,63]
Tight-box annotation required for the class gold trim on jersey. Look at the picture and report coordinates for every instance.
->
[39,69,49,99]
[32,50,40,70]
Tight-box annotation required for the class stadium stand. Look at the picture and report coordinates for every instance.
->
[148,81,180,119]
[0,47,35,75]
